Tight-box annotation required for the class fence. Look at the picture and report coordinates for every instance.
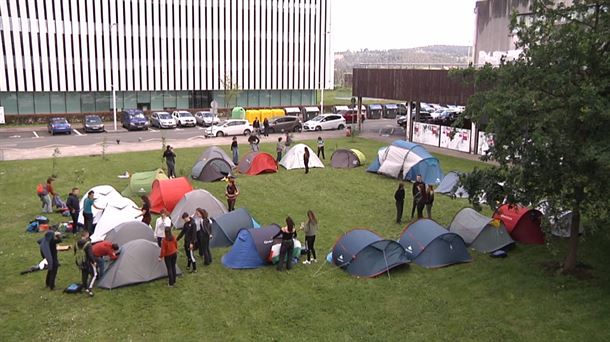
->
[412,121,493,155]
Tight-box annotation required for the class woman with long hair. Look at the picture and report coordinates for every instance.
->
[154,208,172,247]
[134,195,152,226]
[195,208,213,265]
[273,216,297,271]
[301,210,319,264]
[158,227,178,287]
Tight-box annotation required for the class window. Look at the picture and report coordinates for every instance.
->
[18,93,35,114]
[50,93,66,113]
[33,93,50,114]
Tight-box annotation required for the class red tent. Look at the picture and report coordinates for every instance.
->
[149,177,193,214]
[237,152,278,176]
[493,204,544,244]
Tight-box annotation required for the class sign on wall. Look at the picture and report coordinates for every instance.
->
[0,107,4,125]
[478,131,495,155]
[413,122,441,146]
[440,126,471,153]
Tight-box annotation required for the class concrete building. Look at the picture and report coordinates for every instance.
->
[0,0,333,115]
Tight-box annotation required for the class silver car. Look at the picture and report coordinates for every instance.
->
[194,111,220,127]
[150,111,177,129]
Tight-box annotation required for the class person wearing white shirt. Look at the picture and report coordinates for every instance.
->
[154,209,172,247]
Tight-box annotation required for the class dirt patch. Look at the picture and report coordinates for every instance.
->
[539,260,594,280]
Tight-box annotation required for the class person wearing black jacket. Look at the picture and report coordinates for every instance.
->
[394,183,405,224]
[411,175,424,219]
[66,188,80,234]
[76,238,97,297]
[273,217,297,271]
[177,213,197,272]
[195,208,213,265]
[303,147,310,174]
[39,231,61,290]
[163,145,177,178]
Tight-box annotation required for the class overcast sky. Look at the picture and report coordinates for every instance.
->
[332,0,477,51]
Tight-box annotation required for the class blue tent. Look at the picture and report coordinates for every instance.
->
[221,225,280,269]
[210,208,256,248]
[367,140,443,184]
[331,229,410,277]
[398,219,471,268]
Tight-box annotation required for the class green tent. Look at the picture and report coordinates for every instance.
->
[122,169,168,197]
[231,107,246,119]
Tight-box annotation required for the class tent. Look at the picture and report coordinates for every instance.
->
[232,107,246,119]
[493,204,544,244]
[97,239,182,289]
[122,169,168,197]
[191,146,235,182]
[330,229,410,278]
[398,219,471,268]
[104,221,156,246]
[436,171,469,198]
[536,201,583,238]
[170,189,228,228]
[90,196,141,243]
[448,208,514,253]
[367,140,443,184]
[78,185,122,224]
[211,208,255,247]
[221,225,281,269]
[279,143,325,170]
[149,177,193,214]
[237,152,278,175]
[330,149,366,168]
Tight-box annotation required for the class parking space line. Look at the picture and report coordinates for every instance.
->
[175,128,184,131]
[33,131,39,138]
[197,126,205,130]
[149,129,159,133]
[73,129,83,136]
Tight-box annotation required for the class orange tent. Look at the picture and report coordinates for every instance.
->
[149,177,193,214]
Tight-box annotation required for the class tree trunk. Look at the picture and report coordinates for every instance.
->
[562,207,581,273]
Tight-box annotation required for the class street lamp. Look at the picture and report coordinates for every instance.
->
[111,23,118,131]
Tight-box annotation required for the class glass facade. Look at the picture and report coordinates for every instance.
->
[0,90,316,115]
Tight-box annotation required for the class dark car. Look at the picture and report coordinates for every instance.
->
[83,115,105,133]
[266,116,302,133]
[430,110,458,126]
[397,110,434,128]
[47,117,72,135]
[338,109,366,124]
[121,109,150,131]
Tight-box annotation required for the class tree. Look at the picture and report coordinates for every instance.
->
[454,0,610,273]
[221,74,241,109]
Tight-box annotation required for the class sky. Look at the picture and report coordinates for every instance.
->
[332,0,477,51]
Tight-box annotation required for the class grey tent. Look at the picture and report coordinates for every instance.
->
[191,146,235,182]
[97,239,182,289]
[170,189,228,228]
[448,208,514,253]
[398,219,471,268]
[436,171,469,198]
[104,221,156,246]
[211,208,255,247]
[330,149,364,168]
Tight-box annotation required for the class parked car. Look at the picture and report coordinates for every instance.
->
[47,117,72,135]
[121,109,150,131]
[338,109,366,124]
[150,111,177,129]
[83,115,105,133]
[266,116,302,133]
[194,111,220,127]
[430,110,459,125]
[206,119,253,137]
[302,114,346,131]
[172,110,197,127]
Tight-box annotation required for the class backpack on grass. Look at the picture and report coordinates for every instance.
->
[63,283,83,294]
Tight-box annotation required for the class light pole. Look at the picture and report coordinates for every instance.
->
[111,23,118,131]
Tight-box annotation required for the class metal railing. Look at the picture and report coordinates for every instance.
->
[356,63,476,70]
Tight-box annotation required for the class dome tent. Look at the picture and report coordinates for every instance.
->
[170,189,227,228]
[149,177,193,214]
[398,219,471,269]
[122,169,168,197]
[493,204,544,244]
[367,140,443,185]
[78,185,122,225]
[330,149,366,168]
[210,208,256,248]
[330,229,410,278]
[221,225,281,269]
[104,221,156,246]
[191,146,235,182]
[237,152,278,175]
[90,196,141,243]
[436,171,469,198]
[279,144,324,170]
[449,208,514,253]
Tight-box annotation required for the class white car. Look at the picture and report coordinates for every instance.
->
[302,114,346,131]
[194,111,220,127]
[206,119,253,137]
[172,111,197,127]
[150,111,176,129]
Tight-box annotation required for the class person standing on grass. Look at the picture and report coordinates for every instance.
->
[225,176,239,212]
[77,238,97,297]
[231,137,239,165]
[425,184,435,219]
[285,132,292,147]
[301,210,318,264]
[273,216,297,271]
[248,133,260,152]
[39,230,61,290]
[416,183,428,219]
[134,195,152,226]
[92,241,119,279]
[316,137,325,159]
[394,183,405,224]
[159,226,178,287]
[66,188,80,234]
[83,191,102,235]
[303,147,310,174]
[195,208,213,265]
[163,145,177,178]
[263,118,270,137]
[276,137,285,162]
[410,175,424,219]
[40,178,55,213]
[177,213,197,273]
[154,209,172,247]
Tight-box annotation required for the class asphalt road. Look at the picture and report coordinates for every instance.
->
[0,118,404,150]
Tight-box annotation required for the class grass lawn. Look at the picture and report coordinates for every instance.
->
[0,137,609,341]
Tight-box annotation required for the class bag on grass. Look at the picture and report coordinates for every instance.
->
[64,283,83,294]
[26,221,40,233]
[36,216,49,224]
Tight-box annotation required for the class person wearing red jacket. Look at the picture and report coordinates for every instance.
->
[159,227,178,287]
[92,241,119,279]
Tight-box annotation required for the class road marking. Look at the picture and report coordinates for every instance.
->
[9,135,21,138]
[175,128,184,131]
[33,131,39,138]
[197,126,205,130]
[149,129,159,133]
[73,129,83,136]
